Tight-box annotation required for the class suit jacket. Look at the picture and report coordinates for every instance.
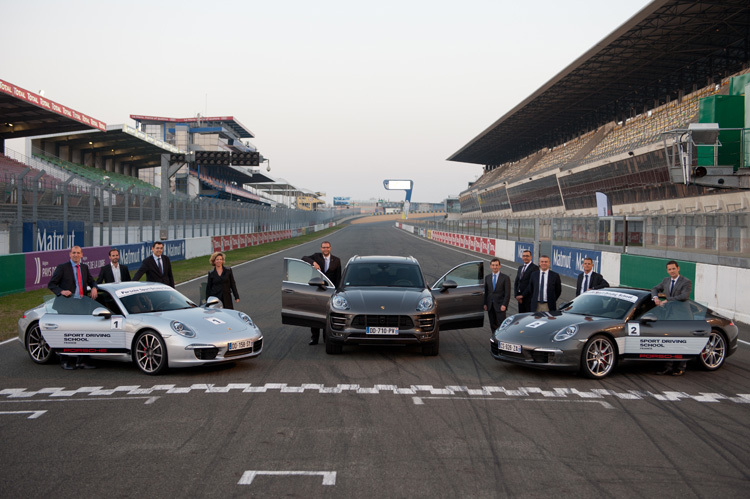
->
[651,275,692,302]
[575,271,609,296]
[302,252,342,287]
[96,263,131,284]
[48,261,97,296]
[132,254,175,288]
[206,266,239,308]
[515,262,538,298]
[484,272,511,311]
[529,269,563,311]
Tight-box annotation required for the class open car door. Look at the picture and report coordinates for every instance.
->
[431,261,485,330]
[281,258,335,329]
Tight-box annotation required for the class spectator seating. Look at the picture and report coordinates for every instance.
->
[33,153,159,193]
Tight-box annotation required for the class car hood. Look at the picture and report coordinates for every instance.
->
[135,307,254,335]
[499,311,612,337]
[338,287,429,314]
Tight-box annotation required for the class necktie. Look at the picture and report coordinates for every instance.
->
[583,274,589,293]
[157,257,163,275]
[520,264,526,277]
[669,279,675,296]
[539,272,546,301]
[492,273,497,289]
[76,264,83,297]
[324,258,329,273]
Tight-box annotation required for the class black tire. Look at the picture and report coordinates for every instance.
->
[696,329,727,371]
[133,330,168,375]
[580,334,617,379]
[325,340,343,355]
[421,332,440,356]
[26,322,55,364]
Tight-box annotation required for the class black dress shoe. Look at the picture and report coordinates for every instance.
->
[655,368,673,375]
[671,369,685,376]
[77,361,97,369]
[308,340,319,345]
[60,358,77,370]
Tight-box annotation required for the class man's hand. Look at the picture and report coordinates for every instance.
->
[515,295,523,303]
[90,288,98,300]
[61,290,72,297]
[483,305,488,311]
[501,305,506,312]
[654,297,665,307]
[312,262,321,270]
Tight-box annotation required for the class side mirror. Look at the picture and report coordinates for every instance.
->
[440,280,458,292]
[640,312,658,323]
[205,296,222,308]
[92,307,112,319]
[308,277,329,289]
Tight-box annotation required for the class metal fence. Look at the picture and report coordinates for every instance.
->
[1,148,356,254]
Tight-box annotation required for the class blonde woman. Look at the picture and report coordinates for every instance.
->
[206,252,240,309]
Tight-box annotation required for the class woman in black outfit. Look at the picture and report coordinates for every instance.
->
[206,252,240,309]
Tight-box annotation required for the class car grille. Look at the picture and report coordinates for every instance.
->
[351,315,414,329]
[330,313,347,331]
[193,347,218,360]
[531,351,551,363]
[417,315,435,332]
[224,339,262,358]
[491,342,499,356]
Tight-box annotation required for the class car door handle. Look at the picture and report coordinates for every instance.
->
[42,323,58,329]
[471,292,483,296]
[692,330,708,336]
[282,289,294,294]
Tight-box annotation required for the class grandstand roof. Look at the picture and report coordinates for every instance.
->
[0,79,106,140]
[31,125,184,170]
[130,115,255,139]
[448,0,750,166]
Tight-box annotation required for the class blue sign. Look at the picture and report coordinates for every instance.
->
[162,239,186,262]
[113,242,151,270]
[551,245,602,278]
[23,221,85,253]
[333,197,350,206]
[514,242,534,264]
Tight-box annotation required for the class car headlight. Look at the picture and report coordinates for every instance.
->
[171,320,196,338]
[553,325,578,342]
[498,316,515,331]
[417,296,434,312]
[238,312,254,327]
[331,294,350,310]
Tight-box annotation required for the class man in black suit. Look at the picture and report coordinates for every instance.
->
[652,260,693,376]
[96,248,131,284]
[514,249,538,313]
[575,257,609,296]
[48,245,98,369]
[528,255,562,312]
[302,240,342,345]
[132,241,175,288]
[484,258,511,332]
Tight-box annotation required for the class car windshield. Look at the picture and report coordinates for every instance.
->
[116,286,196,314]
[561,290,639,319]
[343,263,424,288]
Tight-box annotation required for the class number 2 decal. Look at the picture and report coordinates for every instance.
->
[628,322,640,336]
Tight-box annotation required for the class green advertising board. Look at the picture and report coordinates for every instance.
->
[0,254,26,297]
[620,254,695,300]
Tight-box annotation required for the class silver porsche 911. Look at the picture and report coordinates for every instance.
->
[490,288,738,379]
[282,255,485,355]
[17,282,263,374]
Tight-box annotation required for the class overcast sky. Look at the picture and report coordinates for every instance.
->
[3,0,651,203]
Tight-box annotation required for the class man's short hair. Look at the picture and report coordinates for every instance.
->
[540,255,550,260]
[522,250,531,255]
[666,260,679,268]
[583,257,593,264]
[109,248,119,256]
[153,241,164,248]
[490,257,501,265]
[321,241,331,247]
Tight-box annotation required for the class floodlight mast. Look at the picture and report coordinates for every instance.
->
[382,179,414,219]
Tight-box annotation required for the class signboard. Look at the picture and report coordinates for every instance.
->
[514,242,534,264]
[162,239,186,262]
[114,242,151,270]
[23,221,85,253]
[333,197,350,206]
[551,245,602,278]
[25,246,111,291]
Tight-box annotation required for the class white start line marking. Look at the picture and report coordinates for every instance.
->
[238,470,336,486]
[0,384,748,405]
[0,410,47,419]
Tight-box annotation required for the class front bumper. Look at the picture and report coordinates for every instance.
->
[167,335,263,367]
[489,337,580,371]
[327,312,437,345]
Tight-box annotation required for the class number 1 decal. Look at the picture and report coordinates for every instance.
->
[111,317,124,330]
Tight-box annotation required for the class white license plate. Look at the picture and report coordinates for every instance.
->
[367,327,398,335]
[499,341,522,353]
[228,339,253,351]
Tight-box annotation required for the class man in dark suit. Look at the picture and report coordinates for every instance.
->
[528,255,562,312]
[651,260,693,376]
[514,249,538,313]
[48,245,98,369]
[132,241,175,288]
[302,240,342,345]
[96,248,131,284]
[484,258,511,332]
[575,257,609,296]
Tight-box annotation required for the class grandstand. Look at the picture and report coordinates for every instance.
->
[451,0,750,223]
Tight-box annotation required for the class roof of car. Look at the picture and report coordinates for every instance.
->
[97,282,168,291]
[346,255,419,266]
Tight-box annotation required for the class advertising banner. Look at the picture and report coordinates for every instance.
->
[162,239,186,262]
[25,246,111,291]
[550,245,602,278]
[114,242,151,271]
[514,242,534,264]
[23,221,85,253]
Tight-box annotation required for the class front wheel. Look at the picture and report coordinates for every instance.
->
[26,322,55,364]
[580,334,616,379]
[696,330,727,371]
[134,330,168,375]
